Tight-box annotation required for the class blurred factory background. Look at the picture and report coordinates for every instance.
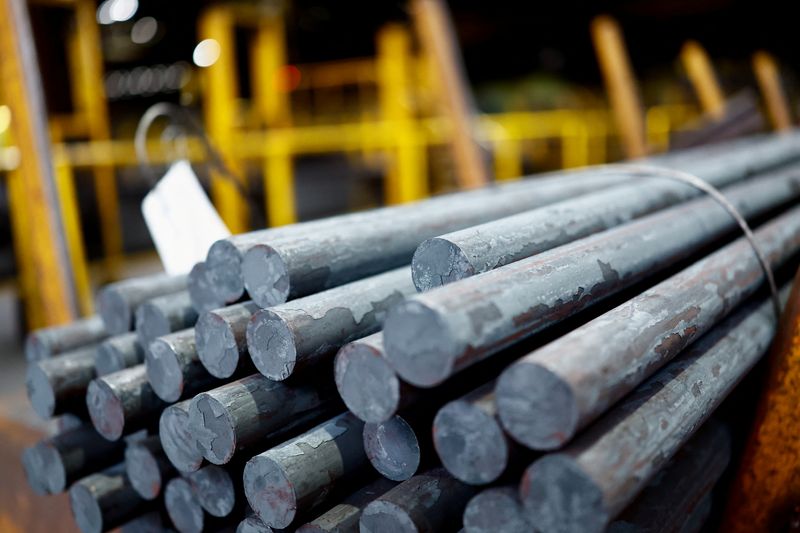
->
[1,0,798,530]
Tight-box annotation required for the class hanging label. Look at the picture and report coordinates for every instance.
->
[142,160,230,275]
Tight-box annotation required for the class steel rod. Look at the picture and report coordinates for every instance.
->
[188,373,341,465]
[146,328,220,402]
[188,462,244,518]
[26,344,97,418]
[164,477,232,533]
[385,167,800,388]
[135,290,198,347]
[188,262,227,313]
[95,332,144,376]
[125,435,175,500]
[359,467,478,533]
[120,511,173,533]
[247,268,415,380]
[87,364,167,440]
[196,301,260,378]
[22,424,124,495]
[97,273,188,334]
[159,400,204,473]
[297,478,397,533]
[363,414,425,482]
[496,206,800,450]
[518,291,780,532]
[25,315,107,362]
[69,469,149,533]
[462,486,534,533]
[243,412,369,529]
[412,139,800,291]
[237,512,272,533]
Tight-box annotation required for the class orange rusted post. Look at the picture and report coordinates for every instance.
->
[680,40,726,120]
[722,266,800,532]
[753,51,793,132]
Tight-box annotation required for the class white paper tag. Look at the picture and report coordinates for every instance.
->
[142,160,231,275]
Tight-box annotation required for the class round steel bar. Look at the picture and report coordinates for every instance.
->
[159,400,204,473]
[135,290,198,347]
[297,478,396,533]
[188,262,227,313]
[26,345,97,418]
[69,469,148,533]
[97,273,188,334]
[196,301,260,379]
[125,435,175,500]
[146,328,220,402]
[25,315,107,362]
[462,487,533,533]
[95,332,143,376]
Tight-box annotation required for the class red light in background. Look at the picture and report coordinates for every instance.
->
[277,65,302,92]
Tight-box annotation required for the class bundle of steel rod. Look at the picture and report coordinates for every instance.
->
[19,131,800,533]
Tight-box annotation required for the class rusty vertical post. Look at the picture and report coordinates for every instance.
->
[753,51,793,132]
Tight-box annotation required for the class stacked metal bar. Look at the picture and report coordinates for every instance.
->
[19,131,800,533]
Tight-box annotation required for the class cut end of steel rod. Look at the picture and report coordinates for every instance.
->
[463,487,532,533]
[520,454,608,533]
[206,239,248,304]
[97,287,131,335]
[495,361,580,450]
[86,379,125,441]
[125,444,165,500]
[25,363,56,419]
[363,416,421,481]
[22,442,65,495]
[334,339,401,424]
[196,311,241,379]
[188,262,226,313]
[242,244,290,308]
[95,343,127,377]
[243,454,298,529]
[24,334,49,362]
[237,514,272,533]
[145,337,185,403]
[383,300,457,388]
[411,237,476,292]
[247,309,297,381]
[433,400,509,485]
[359,499,418,533]
[188,393,237,465]
[188,465,235,517]
[69,482,105,533]
[160,402,204,473]
[135,304,169,347]
[165,477,205,533]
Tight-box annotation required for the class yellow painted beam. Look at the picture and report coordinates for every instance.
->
[680,40,726,120]
[753,51,793,132]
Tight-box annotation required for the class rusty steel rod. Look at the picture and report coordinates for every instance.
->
[496,207,800,451]
[87,364,167,441]
[145,328,221,403]
[244,412,369,529]
[412,137,800,291]
[135,290,198,347]
[187,462,245,518]
[95,332,144,376]
[22,424,125,495]
[385,167,800,388]
[188,262,227,313]
[159,400,204,473]
[518,290,781,533]
[359,467,478,533]
[462,486,534,533]
[247,267,415,381]
[164,476,232,533]
[296,477,397,533]
[607,422,729,533]
[125,435,175,500]
[97,273,188,334]
[26,344,97,418]
[196,301,260,378]
[25,315,107,362]
[188,373,341,465]
[69,468,150,533]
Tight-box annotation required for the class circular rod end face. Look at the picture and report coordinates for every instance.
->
[86,379,125,441]
[334,345,401,424]
[363,416,421,481]
[145,338,184,403]
[196,311,239,379]
[243,454,298,529]
[26,363,56,419]
[189,394,236,465]
[411,237,476,292]
[247,310,297,381]
[242,245,290,308]
[360,499,418,533]
[69,482,103,533]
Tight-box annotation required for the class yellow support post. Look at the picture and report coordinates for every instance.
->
[590,15,647,159]
[680,40,726,120]
[753,51,793,132]
[72,0,123,278]
[0,0,78,325]
[199,6,249,233]
[264,132,296,227]
[377,24,428,203]
[561,117,590,169]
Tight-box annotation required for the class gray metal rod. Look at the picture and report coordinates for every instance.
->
[363,415,424,482]
[359,467,478,533]
[165,476,231,533]
[97,273,188,334]
[195,301,260,379]
[237,512,273,533]
[188,373,341,465]
[412,138,800,291]
[187,462,243,518]
[518,291,780,533]
[188,262,227,313]
[247,268,415,381]
[95,332,144,376]
[22,424,124,495]
[384,167,800,388]
[146,328,220,403]
[495,206,800,451]
[159,400,204,473]
[120,511,173,533]
[69,469,149,533]
[243,412,368,529]
[26,344,97,418]
[297,477,397,533]
[462,486,534,533]
[125,435,175,500]
[25,315,107,362]
[607,422,730,533]
[135,290,198,347]
[86,364,167,441]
